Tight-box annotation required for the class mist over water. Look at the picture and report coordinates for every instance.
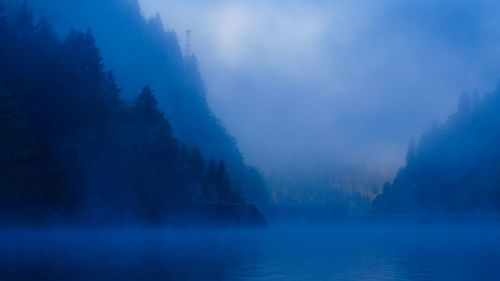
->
[2,222,500,281]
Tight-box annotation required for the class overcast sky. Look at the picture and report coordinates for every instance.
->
[139,0,500,187]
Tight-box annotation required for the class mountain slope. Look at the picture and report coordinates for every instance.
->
[0,3,265,225]
[3,0,269,204]
[373,88,500,214]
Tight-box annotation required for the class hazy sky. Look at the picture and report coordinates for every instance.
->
[139,0,500,186]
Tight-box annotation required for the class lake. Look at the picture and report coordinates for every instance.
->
[1,222,499,281]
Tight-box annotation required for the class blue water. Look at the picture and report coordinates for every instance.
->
[1,223,499,281]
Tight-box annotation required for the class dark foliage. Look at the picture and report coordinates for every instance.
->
[373,89,500,214]
[0,5,262,225]
[2,0,269,204]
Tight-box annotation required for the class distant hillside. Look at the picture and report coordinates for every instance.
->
[3,0,269,204]
[373,87,500,214]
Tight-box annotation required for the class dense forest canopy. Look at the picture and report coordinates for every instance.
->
[373,88,500,215]
[2,0,269,205]
[0,2,265,225]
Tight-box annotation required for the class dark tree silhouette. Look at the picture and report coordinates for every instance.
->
[0,4,265,226]
[373,87,500,215]
[1,0,269,205]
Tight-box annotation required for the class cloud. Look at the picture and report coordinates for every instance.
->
[139,0,500,192]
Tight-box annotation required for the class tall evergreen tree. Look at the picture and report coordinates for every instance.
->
[135,86,164,123]
[12,1,34,40]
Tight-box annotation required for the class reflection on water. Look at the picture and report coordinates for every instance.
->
[0,223,499,281]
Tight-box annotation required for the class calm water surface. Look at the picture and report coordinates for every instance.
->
[1,223,499,281]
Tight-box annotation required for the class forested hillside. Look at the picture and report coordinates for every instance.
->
[373,89,500,214]
[3,0,268,204]
[0,3,265,225]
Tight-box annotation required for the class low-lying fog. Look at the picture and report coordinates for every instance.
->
[2,223,500,281]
